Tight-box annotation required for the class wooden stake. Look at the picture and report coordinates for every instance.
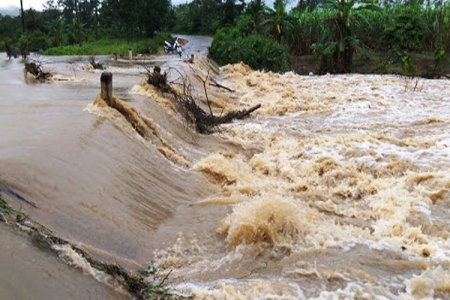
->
[101,72,113,106]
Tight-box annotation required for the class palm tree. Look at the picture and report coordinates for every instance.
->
[318,0,380,73]
[260,0,297,42]
[50,18,65,47]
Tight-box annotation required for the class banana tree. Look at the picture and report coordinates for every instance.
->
[316,0,380,73]
[260,0,297,42]
[50,18,65,47]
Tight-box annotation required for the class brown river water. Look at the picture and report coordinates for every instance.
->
[1,35,450,299]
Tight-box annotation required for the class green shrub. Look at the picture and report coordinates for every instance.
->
[209,15,290,72]
[149,31,173,53]
[27,30,48,51]
[134,40,152,54]
[383,5,426,51]
[287,9,329,56]
[352,9,391,51]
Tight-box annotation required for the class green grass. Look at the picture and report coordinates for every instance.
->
[45,32,172,56]
[0,195,13,216]
[45,38,152,56]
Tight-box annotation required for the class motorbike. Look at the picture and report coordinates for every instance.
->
[164,37,183,57]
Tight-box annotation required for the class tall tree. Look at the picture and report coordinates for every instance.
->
[318,0,380,73]
[99,0,147,39]
[57,0,84,45]
[143,0,170,37]
[295,0,321,11]
[222,0,245,26]
[261,0,296,41]
[42,0,61,22]
[74,0,81,45]
[20,0,25,32]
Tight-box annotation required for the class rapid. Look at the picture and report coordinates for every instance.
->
[1,36,450,299]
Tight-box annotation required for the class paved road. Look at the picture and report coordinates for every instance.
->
[171,34,212,57]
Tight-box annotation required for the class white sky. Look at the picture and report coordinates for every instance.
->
[0,0,278,12]
[0,0,46,10]
[0,0,201,10]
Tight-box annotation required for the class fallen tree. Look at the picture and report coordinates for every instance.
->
[145,66,261,133]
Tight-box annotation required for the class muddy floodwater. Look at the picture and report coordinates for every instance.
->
[1,35,450,299]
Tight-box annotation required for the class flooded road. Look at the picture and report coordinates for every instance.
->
[0,35,217,298]
[0,223,128,299]
[2,35,450,299]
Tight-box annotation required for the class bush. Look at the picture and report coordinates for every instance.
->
[130,32,172,54]
[134,40,152,54]
[26,30,48,51]
[150,31,172,53]
[209,15,290,72]
[382,5,426,51]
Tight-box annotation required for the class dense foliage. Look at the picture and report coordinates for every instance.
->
[0,0,174,53]
[209,15,291,72]
[207,0,450,74]
[1,0,449,74]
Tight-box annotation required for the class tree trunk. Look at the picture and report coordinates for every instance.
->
[74,0,82,46]
[93,0,99,39]
[333,15,353,73]
[20,0,25,33]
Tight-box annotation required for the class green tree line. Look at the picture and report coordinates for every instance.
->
[1,0,450,74]
[1,0,173,53]
[207,0,450,73]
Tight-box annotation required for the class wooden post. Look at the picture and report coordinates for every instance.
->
[152,66,164,87]
[101,71,113,106]
[128,49,132,61]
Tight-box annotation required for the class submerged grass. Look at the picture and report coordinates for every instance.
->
[0,195,13,217]
[140,263,193,299]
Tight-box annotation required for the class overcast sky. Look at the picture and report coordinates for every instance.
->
[0,0,193,10]
[0,0,46,10]
[0,0,280,12]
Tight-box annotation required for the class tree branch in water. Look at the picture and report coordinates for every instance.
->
[145,66,260,134]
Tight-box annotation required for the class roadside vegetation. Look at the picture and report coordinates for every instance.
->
[1,0,449,74]
[44,32,172,56]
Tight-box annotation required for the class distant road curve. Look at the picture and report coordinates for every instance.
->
[171,34,212,57]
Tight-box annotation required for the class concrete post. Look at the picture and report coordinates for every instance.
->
[128,49,132,61]
[100,71,113,106]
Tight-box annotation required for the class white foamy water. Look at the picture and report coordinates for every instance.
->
[1,40,450,299]
[134,59,450,299]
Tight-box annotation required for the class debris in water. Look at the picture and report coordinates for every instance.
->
[145,65,261,134]
[24,61,52,81]
[89,56,105,70]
